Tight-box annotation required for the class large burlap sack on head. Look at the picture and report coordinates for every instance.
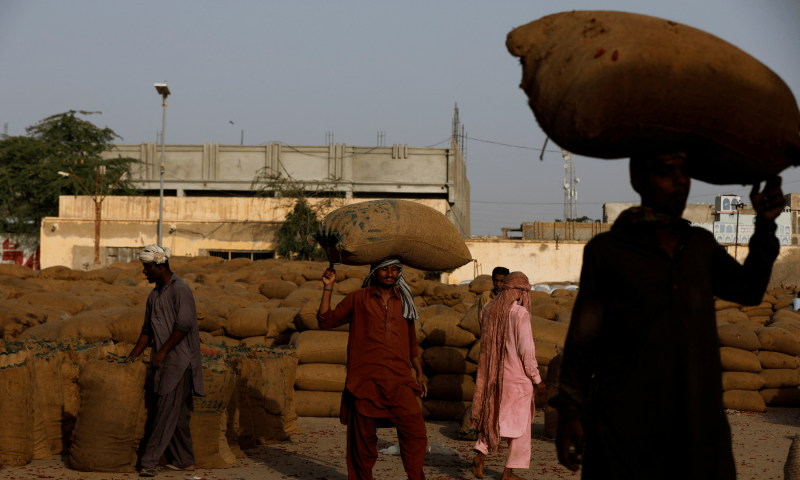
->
[295,364,347,392]
[423,346,477,374]
[0,349,34,466]
[310,200,472,271]
[294,391,342,417]
[760,369,800,389]
[717,324,762,351]
[506,11,800,185]
[423,400,470,420]
[69,356,146,472]
[427,374,476,401]
[190,356,237,468]
[719,347,762,372]
[722,372,765,391]
[755,327,800,355]
[531,318,569,347]
[292,330,349,364]
[760,388,800,407]
[723,390,766,412]
[422,316,476,347]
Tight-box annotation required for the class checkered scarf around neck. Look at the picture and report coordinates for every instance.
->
[612,206,686,229]
[361,259,418,321]
[138,244,172,264]
[471,271,531,453]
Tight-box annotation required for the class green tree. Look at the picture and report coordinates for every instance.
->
[251,169,344,260]
[0,111,138,235]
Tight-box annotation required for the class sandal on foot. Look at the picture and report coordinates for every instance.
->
[139,468,158,477]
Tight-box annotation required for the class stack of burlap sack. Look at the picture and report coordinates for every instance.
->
[716,288,800,412]
[0,337,298,471]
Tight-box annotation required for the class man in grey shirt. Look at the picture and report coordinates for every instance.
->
[125,245,204,477]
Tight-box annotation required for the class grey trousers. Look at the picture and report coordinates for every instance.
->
[140,368,194,469]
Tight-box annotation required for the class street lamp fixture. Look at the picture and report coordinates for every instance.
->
[154,81,170,247]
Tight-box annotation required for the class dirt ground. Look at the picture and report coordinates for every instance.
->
[2,408,799,480]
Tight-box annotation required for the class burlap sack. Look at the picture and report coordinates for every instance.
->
[506,11,800,184]
[771,321,800,342]
[745,309,774,318]
[531,297,559,308]
[106,308,146,344]
[39,266,82,281]
[423,400,470,420]
[755,327,800,355]
[419,304,461,323]
[335,278,363,295]
[69,356,146,472]
[721,372,766,391]
[81,268,121,284]
[760,369,800,389]
[280,271,305,286]
[469,276,493,295]
[406,274,427,297]
[225,307,277,338]
[292,330,349,364]
[0,349,34,466]
[188,256,224,267]
[0,264,35,279]
[531,318,569,347]
[760,388,800,407]
[458,303,481,338]
[293,296,348,332]
[88,296,131,311]
[422,316,476,347]
[773,310,800,323]
[717,323,762,351]
[535,340,561,367]
[742,302,774,312]
[719,347,762,372]
[311,200,472,271]
[295,364,347,392]
[530,304,562,321]
[423,346,476,374]
[190,356,237,468]
[427,374,476,401]
[723,390,767,412]
[468,339,481,364]
[424,285,465,307]
[258,281,298,299]
[294,391,342,417]
[30,348,67,454]
[213,336,241,347]
[16,292,88,315]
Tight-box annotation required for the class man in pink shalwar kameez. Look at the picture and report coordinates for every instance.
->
[471,272,542,480]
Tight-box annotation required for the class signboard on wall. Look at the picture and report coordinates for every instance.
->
[1,236,40,270]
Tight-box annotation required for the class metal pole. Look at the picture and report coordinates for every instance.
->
[158,93,167,247]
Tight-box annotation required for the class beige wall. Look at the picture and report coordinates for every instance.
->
[42,196,451,269]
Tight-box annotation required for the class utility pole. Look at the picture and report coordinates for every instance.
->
[562,149,579,222]
[154,82,171,247]
[58,167,128,265]
[241,129,244,145]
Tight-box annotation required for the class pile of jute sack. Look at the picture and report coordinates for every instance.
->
[0,338,298,471]
[716,289,800,413]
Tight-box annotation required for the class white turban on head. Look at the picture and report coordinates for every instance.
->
[139,244,172,265]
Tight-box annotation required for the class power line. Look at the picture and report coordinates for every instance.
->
[468,136,563,154]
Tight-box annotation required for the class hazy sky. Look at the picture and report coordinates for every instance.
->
[2,1,799,235]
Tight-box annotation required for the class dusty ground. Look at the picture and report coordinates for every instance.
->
[2,408,799,479]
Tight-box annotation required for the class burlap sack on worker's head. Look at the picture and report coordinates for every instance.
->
[310,200,472,271]
[506,10,800,185]
[69,355,146,473]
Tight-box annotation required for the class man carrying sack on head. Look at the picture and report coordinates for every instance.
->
[317,259,428,480]
[471,272,542,480]
[125,245,204,478]
[551,152,785,479]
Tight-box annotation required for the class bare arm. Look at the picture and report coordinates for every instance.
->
[319,267,337,317]
[125,333,151,362]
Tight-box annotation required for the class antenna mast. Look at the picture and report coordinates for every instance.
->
[562,149,579,221]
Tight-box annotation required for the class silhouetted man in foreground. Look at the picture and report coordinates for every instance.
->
[551,153,785,479]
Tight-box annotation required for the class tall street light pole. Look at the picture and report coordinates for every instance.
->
[155,82,171,247]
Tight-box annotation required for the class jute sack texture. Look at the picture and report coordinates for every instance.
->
[506,10,800,184]
[717,324,762,351]
[190,356,236,469]
[0,350,34,466]
[423,346,477,374]
[292,331,349,364]
[721,372,766,391]
[294,391,342,417]
[719,347,762,372]
[69,356,146,473]
[310,200,472,271]
[723,390,766,412]
[295,364,347,392]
